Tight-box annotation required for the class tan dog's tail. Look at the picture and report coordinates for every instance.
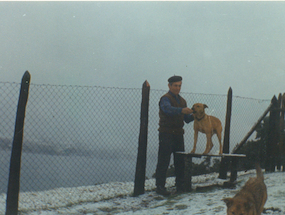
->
[255,163,263,180]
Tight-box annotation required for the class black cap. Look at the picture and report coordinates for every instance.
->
[168,75,182,83]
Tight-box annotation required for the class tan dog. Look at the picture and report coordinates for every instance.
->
[190,103,223,154]
[223,164,267,215]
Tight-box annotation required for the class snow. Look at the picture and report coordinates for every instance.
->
[0,170,284,215]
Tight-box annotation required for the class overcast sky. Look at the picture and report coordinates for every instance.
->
[1,1,285,99]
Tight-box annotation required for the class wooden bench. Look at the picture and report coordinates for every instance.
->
[176,152,246,191]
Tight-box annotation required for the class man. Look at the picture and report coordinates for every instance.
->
[155,75,194,196]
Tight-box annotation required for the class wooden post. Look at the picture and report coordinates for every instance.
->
[280,93,285,171]
[6,71,31,215]
[219,87,232,179]
[133,81,150,196]
[276,94,282,170]
[265,96,279,172]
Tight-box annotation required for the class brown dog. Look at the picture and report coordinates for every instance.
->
[190,103,223,154]
[223,164,267,215]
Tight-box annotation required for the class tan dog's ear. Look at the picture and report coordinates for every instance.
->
[223,198,233,207]
[203,104,208,109]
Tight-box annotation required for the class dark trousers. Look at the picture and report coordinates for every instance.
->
[155,132,185,188]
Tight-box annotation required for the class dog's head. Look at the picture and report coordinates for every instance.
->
[191,103,208,115]
[223,198,255,215]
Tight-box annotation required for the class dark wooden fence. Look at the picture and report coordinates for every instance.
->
[229,94,285,183]
[5,74,284,211]
[231,93,285,181]
[219,87,232,179]
[134,82,285,195]
[133,81,150,196]
[6,71,31,215]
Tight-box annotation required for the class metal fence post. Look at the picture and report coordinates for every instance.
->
[6,71,31,215]
[133,81,150,196]
[219,87,232,179]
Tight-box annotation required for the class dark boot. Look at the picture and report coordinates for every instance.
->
[175,186,185,194]
[175,183,186,194]
[156,186,171,196]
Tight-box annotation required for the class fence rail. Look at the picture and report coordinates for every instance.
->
[0,80,273,212]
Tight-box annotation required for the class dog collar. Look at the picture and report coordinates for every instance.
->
[195,115,205,121]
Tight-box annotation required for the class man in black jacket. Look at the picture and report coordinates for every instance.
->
[155,75,194,196]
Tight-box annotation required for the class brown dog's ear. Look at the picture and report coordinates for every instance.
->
[203,104,208,109]
[223,198,233,207]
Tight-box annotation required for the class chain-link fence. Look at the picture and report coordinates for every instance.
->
[0,82,271,208]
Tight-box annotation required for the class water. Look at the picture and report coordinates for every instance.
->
[0,150,136,193]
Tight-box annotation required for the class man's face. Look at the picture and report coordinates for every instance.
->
[168,81,182,96]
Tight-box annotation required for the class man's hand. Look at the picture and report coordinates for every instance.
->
[181,107,193,115]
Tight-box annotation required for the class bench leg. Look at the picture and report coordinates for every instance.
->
[223,157,238,188]
[230,157,238,182]
[184,156,192,191]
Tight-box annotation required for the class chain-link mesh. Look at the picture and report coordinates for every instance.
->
[0,82,271,207]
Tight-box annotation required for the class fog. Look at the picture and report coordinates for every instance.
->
[1,1,285,99]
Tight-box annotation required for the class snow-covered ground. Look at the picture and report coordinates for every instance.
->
[0,170,284,215]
